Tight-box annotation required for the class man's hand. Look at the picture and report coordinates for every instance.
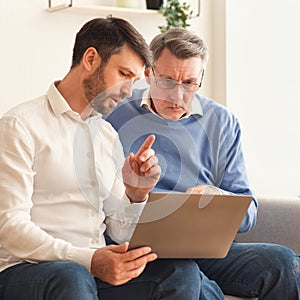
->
[122,135,161,202]
[90,243,157,285]
[186,185,221,195]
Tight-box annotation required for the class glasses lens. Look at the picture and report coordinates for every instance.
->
[154,71,200,92]
[156,79,174,89]
[181,83,199,92]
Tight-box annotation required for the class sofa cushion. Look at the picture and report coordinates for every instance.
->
[236,196,300,255]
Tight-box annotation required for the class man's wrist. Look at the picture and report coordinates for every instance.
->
[126,190,148,203]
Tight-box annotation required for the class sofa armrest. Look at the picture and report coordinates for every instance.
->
[236,196,300,255]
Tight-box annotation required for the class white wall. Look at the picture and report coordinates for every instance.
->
[0,0,81,114]
[226,0,300,197]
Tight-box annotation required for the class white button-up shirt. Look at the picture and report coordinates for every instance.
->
[0,83,145,272]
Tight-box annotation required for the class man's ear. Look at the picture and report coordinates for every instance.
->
[144,67,151,85]
[82,47,100,72]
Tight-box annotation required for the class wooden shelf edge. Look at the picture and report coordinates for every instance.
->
[46,4,160,16]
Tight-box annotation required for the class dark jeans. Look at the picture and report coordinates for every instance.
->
[0,259,222,300]
[0,242,300,299]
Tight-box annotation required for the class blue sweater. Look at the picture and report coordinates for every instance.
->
[105,89,257,232]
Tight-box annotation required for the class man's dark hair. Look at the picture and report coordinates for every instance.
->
[71,16,152,68]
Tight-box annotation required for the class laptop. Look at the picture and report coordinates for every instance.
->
[129,192,252,258]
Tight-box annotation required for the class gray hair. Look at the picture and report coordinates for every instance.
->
[150,27,208,65]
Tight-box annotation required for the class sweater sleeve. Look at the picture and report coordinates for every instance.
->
[216,113,258,232]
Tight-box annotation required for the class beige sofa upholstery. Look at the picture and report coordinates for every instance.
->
[224,195,300,300]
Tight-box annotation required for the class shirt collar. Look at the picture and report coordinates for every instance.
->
[140,88,203,119]
[46,82,99,121]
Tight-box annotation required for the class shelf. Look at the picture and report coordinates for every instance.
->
[46,1,200,18]
[47,4,160,16]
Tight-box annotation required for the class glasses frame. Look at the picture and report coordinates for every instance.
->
[151,67,205,92]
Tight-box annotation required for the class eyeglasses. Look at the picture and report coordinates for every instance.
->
[151,67,204,92]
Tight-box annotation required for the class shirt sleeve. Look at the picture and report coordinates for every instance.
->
[102,134,147,244]
[0,116,95,271]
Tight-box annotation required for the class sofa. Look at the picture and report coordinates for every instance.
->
[224,195,300,300]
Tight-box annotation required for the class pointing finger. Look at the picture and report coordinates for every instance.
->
[135,135,155,160]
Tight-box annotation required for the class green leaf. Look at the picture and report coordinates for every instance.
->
[159,0,193,32]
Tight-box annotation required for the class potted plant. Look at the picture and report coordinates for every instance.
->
[158,0,193,33]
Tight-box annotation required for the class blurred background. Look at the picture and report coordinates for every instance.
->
[0,0,299,197]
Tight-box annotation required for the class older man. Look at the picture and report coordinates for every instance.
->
[106,28,300,299]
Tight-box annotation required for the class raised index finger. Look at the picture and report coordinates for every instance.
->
[135,134,155,158]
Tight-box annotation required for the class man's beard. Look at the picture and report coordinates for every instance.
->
[82,65,111,115]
